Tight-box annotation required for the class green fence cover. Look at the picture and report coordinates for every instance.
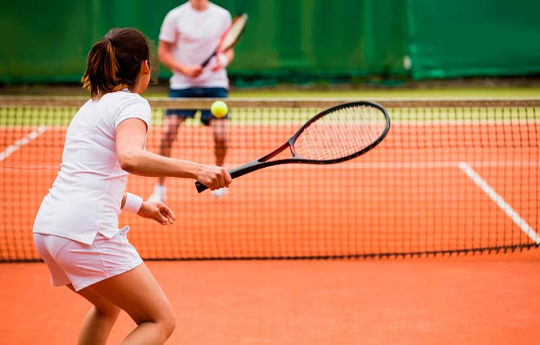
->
[0,0,407,83]
[407,0,540,79]
[1,0,538,83]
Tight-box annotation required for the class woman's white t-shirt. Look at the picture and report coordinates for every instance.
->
[159,2,232,89]
[33,91,151,245]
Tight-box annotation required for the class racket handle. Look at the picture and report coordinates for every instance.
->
[194,161,265,193]
[195,181,208,193]
[200,52,215,68]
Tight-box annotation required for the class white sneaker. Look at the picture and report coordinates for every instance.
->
[212,187,228,198]
[148,185,167,202]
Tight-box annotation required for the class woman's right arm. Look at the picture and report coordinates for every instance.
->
[116,117,231,190]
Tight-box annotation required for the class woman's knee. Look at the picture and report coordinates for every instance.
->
[137,309,176,339]
[158,301,176,335]
[160,312,176,339]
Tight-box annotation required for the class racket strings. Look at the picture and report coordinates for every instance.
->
[294,105,387,160]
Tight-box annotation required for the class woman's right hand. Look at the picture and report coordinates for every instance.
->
[196,165,232,190]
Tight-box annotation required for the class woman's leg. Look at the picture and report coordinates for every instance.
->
[68,284,121,345]
[81,263,176,345]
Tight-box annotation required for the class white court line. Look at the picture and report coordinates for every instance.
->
[459,162,540,244]
[0,126,47,162]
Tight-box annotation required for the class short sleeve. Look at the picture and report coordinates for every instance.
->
[114,96,151,130]
[159,10,178,43]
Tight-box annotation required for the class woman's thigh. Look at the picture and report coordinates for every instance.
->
[81,264,174,325]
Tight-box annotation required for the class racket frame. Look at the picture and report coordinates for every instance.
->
[201,13,248,67]
[196,101,391,192]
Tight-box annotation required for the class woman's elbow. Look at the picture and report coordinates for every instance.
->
[118,152,141,173]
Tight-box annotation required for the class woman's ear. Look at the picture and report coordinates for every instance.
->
[142,60,151,75]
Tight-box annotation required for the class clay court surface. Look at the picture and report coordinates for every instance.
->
[1,106,539,343]
[0,250,539,344]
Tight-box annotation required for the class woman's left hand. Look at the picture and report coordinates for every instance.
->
[137,200,176,226]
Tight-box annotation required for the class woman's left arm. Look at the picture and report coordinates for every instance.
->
[121,192,176,226]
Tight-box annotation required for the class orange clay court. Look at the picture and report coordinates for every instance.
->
[0,105,539,344]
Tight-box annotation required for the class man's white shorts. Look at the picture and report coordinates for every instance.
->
[33,226,143,291]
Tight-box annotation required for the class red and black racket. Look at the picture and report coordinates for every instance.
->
[196,101,391,193]
[201,13,248,68]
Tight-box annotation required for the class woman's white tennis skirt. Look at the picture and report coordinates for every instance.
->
[33,226,143,291]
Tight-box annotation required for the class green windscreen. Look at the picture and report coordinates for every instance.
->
[0,0,408,83]
[407,0,540,79]
[1,0,539,83]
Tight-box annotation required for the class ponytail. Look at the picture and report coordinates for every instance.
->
[81,28,153,99]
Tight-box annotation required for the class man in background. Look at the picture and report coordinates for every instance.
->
[150,0,234,201]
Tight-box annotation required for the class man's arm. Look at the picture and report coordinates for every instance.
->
[158,40,202,78]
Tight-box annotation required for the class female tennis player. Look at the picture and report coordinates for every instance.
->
[33,28,231,344]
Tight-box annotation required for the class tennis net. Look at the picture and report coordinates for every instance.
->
[1,97,539,261]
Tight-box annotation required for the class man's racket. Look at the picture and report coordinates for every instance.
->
[195,101,391,193]
[201,13,248,68]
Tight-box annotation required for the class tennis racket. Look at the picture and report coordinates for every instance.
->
[201,13,248,68]
[195,101,391,193]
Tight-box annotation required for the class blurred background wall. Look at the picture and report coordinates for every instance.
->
[1,0,539,84]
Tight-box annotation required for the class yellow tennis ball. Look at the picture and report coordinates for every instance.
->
[211,101,228,118]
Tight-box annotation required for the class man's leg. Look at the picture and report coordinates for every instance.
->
[149,116,184,202]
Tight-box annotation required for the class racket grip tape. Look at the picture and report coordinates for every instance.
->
[195,181,209,193]
[194,161,262,193]
[200,52,215,68]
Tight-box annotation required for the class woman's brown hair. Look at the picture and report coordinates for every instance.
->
[82,28,157,99]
